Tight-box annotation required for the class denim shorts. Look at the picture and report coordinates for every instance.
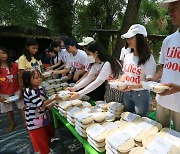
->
[123,90,150,116]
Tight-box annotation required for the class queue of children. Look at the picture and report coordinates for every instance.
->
[0,1,179,153]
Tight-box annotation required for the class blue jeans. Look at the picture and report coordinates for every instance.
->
[123,90,150,116]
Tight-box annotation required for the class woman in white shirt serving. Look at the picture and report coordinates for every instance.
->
[68,41,122,100]
[118,24,156,116]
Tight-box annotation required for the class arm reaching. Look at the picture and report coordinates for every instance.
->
[159,83,180,96]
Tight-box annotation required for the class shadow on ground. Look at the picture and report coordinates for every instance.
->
[0,107,84,154]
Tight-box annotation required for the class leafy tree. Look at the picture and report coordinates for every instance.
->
[0,0,39,28]
[74,0,125,49]
[35,0,74,36]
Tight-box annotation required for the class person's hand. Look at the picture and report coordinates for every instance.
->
[69,92,80,100]
[52,94,61,101]
[0,97,6,103]
[52,70,58,75]
[66,87,77,92]
[73,73,80,81]
[159,83,180,96]
[146,77,159,82]
[46,102,55,110]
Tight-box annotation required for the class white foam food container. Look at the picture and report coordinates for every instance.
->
[141,81,169,93]
[4,95,20,103]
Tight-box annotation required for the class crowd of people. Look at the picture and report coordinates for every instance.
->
[0,0,179,153]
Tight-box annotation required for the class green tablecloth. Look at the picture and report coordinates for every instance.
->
[52,108,104,154]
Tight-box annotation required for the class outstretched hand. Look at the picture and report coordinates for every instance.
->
[0,97,6,103]
[69,92,80,100]
[66,87,77,92]
[159,83,180,96]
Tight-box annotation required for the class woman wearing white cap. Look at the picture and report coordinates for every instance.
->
[149,0,180,131]
[117,24,156,116]
[76,37,95,84]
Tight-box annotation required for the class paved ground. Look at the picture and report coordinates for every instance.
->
[0,107,84,154]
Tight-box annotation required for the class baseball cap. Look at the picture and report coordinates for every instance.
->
[64,37,76,49]
[159,0,179,8]
[78,37,94,46]
[121,24,147,39]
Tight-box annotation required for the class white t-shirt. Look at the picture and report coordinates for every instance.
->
[61,49,71,63]
[156,30,180,112]
[66,49,89,73]
[123,52,156,90]
[75,62,112,97]
[119,47,131,62]
[53,56,59,64]
[57,51,62,62]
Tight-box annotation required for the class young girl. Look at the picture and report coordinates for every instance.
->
[22,68,59,154]
[118,24,156,116]
[18,38,43,97]
[68,41,123,101]
[0,46,25,132]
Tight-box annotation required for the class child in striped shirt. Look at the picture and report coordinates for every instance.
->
[22,68,59,154]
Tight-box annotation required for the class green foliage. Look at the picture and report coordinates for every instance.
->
[74,0,125,40]
[0,0,39,28]
[136,0,170,61]
[35,0,74,36]
[137,0,172,35]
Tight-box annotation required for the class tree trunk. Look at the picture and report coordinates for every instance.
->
[112,0,142,58]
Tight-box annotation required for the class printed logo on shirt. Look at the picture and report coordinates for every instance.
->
[31,61,39,69]
[6,74,13,82]
[0,77,5,81]
[164,47,180,72]
[73,61,85,70]
[124,64,141,84]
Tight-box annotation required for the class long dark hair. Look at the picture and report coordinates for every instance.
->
[23,38,40,62]
[0,46,14,73]
[132,34,151,65]
[87,41,122,78]
[22,68,42,89]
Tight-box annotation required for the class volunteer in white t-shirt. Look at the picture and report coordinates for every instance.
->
[68,41,123,101]
[117,24,156,117]
[53,38,89,82]
[47,41,62,70]
[149,0,180,131]
[47,47,59,67]
[119,40,131,65]
[76,37,95,84]
[53,48,71,71]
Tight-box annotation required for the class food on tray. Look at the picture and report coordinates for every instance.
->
[4,95,20,103]
[141,81,169,93]
[58,90,71,100]
[42,71,52,77]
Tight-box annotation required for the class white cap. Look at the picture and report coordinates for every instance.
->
[78,37,94,46]
[121,24,147,39]
[159,0,179,8]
